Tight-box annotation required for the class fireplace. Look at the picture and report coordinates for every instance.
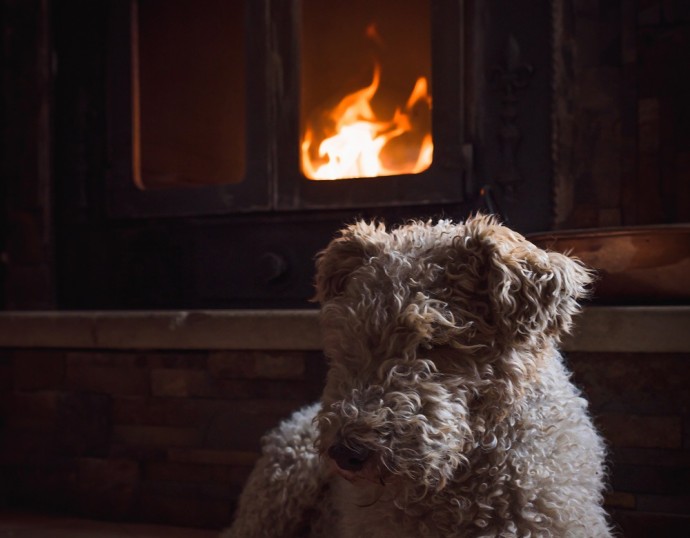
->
[106,0,470,217]
[52,0,554,310]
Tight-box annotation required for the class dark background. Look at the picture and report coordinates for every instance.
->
[5,0,688,311]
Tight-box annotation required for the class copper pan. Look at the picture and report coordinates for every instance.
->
[527,224,690,304]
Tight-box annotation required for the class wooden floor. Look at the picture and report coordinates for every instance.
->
[0,512,219,538]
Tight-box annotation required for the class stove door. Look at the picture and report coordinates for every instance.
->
[106,0,271,218]
[275,0,471,210]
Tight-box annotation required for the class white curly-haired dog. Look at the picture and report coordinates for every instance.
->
[223,215,611,537]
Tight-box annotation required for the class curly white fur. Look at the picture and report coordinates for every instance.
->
[222,215,612,537]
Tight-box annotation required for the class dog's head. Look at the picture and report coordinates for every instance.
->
[313,215,593,501]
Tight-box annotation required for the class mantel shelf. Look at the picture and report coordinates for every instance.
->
[0,307,688,353]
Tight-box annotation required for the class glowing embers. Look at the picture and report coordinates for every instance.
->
[301,28,433,181]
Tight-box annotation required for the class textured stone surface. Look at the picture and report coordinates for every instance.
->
[0,346,316,528]
[598,414,682,449]
[12,350,66,390]
[208,350,306,380]
[1,341,688,529]
[0,512,218,537]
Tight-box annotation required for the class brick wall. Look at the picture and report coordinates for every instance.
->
[1,347,689,534]
[0,348,326,529]
[567,352,690,536]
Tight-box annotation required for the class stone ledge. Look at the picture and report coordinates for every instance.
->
[561,306,690,353]
[0,310,321,351]
[0,307,688,353]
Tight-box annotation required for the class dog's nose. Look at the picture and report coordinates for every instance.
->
[328,443,371,472]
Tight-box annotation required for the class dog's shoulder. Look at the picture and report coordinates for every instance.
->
[224,402,331,537]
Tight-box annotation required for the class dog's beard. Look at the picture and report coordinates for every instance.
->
[315,360,473,506]
[316,407,469,507]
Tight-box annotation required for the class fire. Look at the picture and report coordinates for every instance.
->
[301,64,433,180]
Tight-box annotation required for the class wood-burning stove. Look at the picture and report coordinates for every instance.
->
[54,0,553,309]
[107,0,470,218]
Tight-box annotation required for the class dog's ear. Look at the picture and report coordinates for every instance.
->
[313,221,385,303]
[485,232,594,344]
[457,216,594,346]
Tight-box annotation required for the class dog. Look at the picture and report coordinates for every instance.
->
[223,215,611,537]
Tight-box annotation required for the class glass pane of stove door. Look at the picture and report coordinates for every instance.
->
[300,0,432,181]
[133,0,245,189]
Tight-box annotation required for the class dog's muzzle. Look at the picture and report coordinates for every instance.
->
[328,442,371,472]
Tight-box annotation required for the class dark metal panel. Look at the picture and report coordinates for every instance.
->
[2,0,55,309]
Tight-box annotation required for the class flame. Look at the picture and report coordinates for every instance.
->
[301,64,433,180]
